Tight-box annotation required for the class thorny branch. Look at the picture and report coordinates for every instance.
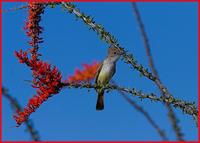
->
[2,87,40,141]
[131,2,185,140]
[62,82,198,119]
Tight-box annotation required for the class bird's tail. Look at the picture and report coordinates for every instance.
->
[96,91,104,110]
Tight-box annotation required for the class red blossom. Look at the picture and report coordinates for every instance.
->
[14,50,63,126]
[66,62,100,83]
[24,2,45,61]
[13,2,58,126]
[14,48,100,126]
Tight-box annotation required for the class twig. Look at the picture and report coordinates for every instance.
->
[62,82,198,119]
[2,5,28,13]
[111,81,168,140]
[2,87,41,141]
[131,2,185,140]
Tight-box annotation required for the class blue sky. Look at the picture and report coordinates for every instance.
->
[2,2,198,141]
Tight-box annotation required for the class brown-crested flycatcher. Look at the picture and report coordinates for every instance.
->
[95,45,122,110]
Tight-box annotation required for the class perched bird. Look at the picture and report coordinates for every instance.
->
[95,45,122,110]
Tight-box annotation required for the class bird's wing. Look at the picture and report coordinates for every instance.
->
[95,62,103,84]
[111,65,116,78]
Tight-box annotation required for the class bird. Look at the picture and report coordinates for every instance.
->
[95,45,122,110]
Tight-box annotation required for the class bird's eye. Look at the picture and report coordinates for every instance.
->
[114,52,116,54]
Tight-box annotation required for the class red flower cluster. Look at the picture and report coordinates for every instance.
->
[24,2,44,61]
[13,2,100,126]
[14,50,63,126]
[13,2,55,126]
[25,2,44,47]
[66,62,100,83]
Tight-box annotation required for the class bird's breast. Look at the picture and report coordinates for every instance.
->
[97,62,115,84]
